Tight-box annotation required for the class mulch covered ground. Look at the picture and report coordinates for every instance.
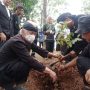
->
[24,53,84,90]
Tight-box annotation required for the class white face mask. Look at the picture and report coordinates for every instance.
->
[25,34,35,43]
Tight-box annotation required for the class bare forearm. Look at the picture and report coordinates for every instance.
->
[48,52,58,58]
[43,67,57,82]
[44,67,52,73]
[64,57,78,69]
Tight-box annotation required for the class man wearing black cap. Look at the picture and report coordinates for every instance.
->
[76,15,90,89]
[58,15,90,89]
[57,13,88,63]
[0,21,58,90]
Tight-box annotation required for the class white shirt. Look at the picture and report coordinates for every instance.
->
[0,0,10,17]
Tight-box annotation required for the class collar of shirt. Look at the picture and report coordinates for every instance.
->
[0,0,10,17]
[6,7,10,17]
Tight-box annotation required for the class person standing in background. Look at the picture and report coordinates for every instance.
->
[31,28,38,57]
[43,16,55,53]
[38,31,45,48]
[30,20,38,57]
[0,0,14,48]
[13,5,24,35]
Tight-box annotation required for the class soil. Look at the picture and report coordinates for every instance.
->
[24,53,84,90]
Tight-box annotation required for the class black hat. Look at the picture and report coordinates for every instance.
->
[77,15,90,34]
[22,21,38,32]
[14,4,24,11]
[57,13,72,23]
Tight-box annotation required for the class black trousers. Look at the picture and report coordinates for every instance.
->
[77,56,90,85]
[0,60,30,89]
[46,41,54,52]
[77,56,90,76]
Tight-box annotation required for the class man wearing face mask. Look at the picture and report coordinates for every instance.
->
[0,21,58,90]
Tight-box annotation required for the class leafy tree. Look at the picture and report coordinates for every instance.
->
[28,0,66,27]
[13,0,38,19]
[82,0,90,14]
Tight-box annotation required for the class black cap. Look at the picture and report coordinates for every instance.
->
[77,15,90,34]
[14,4,24,12]
[22,21,38,32]
[57,13,72,23]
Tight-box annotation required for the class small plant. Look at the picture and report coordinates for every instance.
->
[56,22,73,48]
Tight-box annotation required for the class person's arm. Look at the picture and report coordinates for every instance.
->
[81,44,89,57]
[11,41,46,72]
[0,32,6,41]
[85,69,90,84]
[58,50,77,62]
[31,43,58,58]
[11,41,57,82]
[43,24,50,35]
[44,67,57,82]
[52,26,56,35]
[72,39,88,55]
[64,57,77,69]
[31,43,48,57]
[48,52,59,58]
[59,57,77,71]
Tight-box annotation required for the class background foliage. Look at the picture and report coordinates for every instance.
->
[13,0,38,19]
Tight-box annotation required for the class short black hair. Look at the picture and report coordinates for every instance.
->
[57,12,72,23]
[14,5,24,11]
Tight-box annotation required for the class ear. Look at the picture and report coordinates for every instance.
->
[20,29,26,35]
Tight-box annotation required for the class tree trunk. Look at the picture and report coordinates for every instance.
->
[42,0,47,25]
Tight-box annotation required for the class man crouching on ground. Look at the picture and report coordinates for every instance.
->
[0,21,58,90]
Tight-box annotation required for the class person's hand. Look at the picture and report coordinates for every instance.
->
[0,33,6,42]
[85,69,90,84]
[44,67,57,82]
[69,51,77,57]
[58,55,65,61]
[57,64,66,71]
[48,52,66,61]
[48,52,58,58]
[49,69,57,82]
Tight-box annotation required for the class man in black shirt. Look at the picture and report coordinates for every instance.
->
[13,5,24,35]
[57,13,88,62]
[76,15,90,89]
[58,15,90,89]
[0,21,58,90]
[43,16,55,53]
